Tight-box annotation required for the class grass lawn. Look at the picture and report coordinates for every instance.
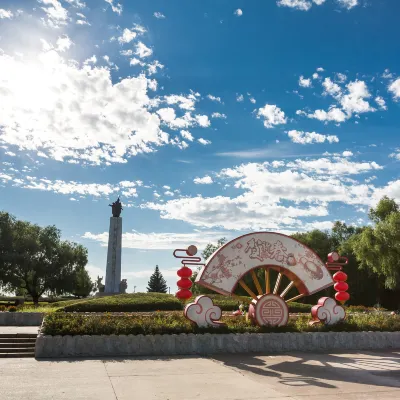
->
[41,311,400,336]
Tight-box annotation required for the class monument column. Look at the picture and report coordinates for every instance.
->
[105,197,123,294]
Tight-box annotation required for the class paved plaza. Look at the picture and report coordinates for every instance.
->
[1,350,399,400]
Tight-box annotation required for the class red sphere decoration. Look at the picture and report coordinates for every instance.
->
[335,291,350,302]
[327,252,340,263]
[333,271,348,282]
[177,278,192,289]
[176,288,192,300]
[177,267,192,278]
[334,281,349,292]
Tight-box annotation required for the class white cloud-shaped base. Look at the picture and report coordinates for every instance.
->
[311,297,345,325]
[184,296,225,328]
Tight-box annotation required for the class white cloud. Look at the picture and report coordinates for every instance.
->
[375,96,387,110]
[56,35,73,52]
[154,12,166,19]
[118,28,137,44]
[180,130,194,141]
[39,0,69,28]
[0,50,181,165]
[277,0,312,11]
[249,97,256,104]
[194,176,213,185]
[322,77,342,98]
[143,158,381,231]
[65,0,86,7]
[317,67,325,72]
[76,19,90,26]
[342,151,353,157]
[234,9,243,17]
[236,94,244,102]
[340,80,375,115]
[389,149,400,161]
[336,73,347,83]
[287,130,339,144]
[4,174,142,198]
[156,108,210,131]
[198,138,211,145]
[135,42,153,58]
[83,230,227,251]
[83,55,97,65]
[104,0,123,15]
[312,73,319,79]
[388,78,400,99]
[0,9,13,19]
[211,112,227,119]
[337,0,359,10]
[257,104,287,128]
[299,76,312,88]
[164,93,198,111]
[207,94,222,103]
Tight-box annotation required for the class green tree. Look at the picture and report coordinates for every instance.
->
[351,197,400,290]
[291,229,333,261]
[72,267,94,298]
[0,212,88,305]
[191,238,227,295]
[147,265,168,293]
[201,238,227,261]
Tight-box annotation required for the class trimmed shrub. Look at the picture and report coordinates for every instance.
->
[8,306,17,312]
[42,312,400,336]
[58,293,183,313]
[0,305,6,312]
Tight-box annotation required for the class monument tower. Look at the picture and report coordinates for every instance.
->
[104,197,123,293]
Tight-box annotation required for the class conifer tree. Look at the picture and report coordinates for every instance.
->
[146,265,168,293]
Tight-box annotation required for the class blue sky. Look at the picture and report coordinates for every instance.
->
[0,0,399,293]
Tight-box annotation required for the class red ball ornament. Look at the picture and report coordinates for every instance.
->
[335,291,350,302]
[176,288,192,300]
[177,278,192,289]
[177,267,192,278]
[333,271,348,282]
[334,281,349,292]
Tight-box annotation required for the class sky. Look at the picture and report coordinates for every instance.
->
[0,0,399,293]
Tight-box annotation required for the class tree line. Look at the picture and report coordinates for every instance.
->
[194,197,400,310]
[0,212,94,305]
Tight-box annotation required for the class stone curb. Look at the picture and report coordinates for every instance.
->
[0,312,44,326]
[35,331,400,358]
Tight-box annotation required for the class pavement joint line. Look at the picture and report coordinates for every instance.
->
[103,361,119,400]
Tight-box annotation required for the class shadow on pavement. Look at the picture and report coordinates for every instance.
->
[213,350,400,389]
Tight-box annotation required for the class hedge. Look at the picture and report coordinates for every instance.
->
[42,312,400,336]
[58,293,183,313]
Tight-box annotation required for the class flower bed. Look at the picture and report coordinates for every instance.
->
[42,311,400,336]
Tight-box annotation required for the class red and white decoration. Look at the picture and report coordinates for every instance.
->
[174,245,204,301]
[248,294,289,327]
[327,252,350,304]
[184,296,225,328]
[311,297,345,325]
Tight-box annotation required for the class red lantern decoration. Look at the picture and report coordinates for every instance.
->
[177,267,192,278]
[334,281,349,292]
[333,271,347,282]
[327,252,350,305]
[335,291,350,302]
[177,278,192,289]
[176,289,192,300]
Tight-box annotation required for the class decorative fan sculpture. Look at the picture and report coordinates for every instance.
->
[176,232,348,328]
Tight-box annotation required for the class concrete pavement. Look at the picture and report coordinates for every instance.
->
[0,350,399,399]
[0,326,40,335]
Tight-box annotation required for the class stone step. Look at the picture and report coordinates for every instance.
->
[0,342,36,348]
[0,333,37,339]
[0,347,35,353]
[0,337,36,343]
[0,352,35,358]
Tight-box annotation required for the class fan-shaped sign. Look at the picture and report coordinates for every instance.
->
[195,232,334,296]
